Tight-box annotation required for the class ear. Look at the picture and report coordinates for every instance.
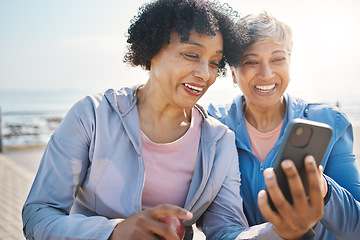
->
[230,67,237,84]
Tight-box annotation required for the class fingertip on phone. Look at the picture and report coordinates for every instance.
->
[305,155,315,164]
[281,160,293,169]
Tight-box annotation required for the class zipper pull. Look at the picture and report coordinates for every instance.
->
[260,162,264,172]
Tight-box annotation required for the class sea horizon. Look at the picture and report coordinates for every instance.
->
[1,87,360,147]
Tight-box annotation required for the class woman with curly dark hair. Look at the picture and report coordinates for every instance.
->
[21,0,273,239]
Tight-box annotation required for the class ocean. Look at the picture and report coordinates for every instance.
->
[1,88,360,147]
[0,89,91,146]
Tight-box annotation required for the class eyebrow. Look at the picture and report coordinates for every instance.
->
[243,50,287,58]
[185,41,223,54]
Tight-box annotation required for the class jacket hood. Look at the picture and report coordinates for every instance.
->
[104,86,138,117]
[104,85,229,145]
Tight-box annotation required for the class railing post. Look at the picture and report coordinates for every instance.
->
[0,107,2,153]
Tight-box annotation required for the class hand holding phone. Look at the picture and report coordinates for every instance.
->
[267,118,333,211]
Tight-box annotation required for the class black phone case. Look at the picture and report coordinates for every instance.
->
[267,118,333,211]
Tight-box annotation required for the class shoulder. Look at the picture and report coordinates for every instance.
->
[207,95,242,119]
[300,101,352,140]
[207,95,244,132]
[196,104,236,144]
[73,86,138,113]
[287,94,352,139]
[306,102,350,127]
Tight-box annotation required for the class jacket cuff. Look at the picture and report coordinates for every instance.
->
[323,174,332,206]
[300,227,316,240]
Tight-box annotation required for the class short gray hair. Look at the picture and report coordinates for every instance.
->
[239,12,293,55]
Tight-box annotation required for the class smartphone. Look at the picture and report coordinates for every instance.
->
[267,118,333,211]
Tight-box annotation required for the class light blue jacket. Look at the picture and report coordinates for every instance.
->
[22,86,286,240]
[208,94,360,240]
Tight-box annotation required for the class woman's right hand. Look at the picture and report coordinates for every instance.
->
[108,204,193,240]
[258,156,324,240]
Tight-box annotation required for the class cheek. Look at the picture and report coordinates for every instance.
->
[208,77,217,87]
[281,68,291,85]
[238,72,252,89]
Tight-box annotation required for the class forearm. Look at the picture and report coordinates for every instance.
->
[320,175,360,239]
[23,203,120,240]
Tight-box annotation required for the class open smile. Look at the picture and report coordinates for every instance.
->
[183,83,205,96]
[255,84,276,93]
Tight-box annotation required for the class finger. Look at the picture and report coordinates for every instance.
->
[258,190,282,225]
[304,156,324,210]
[281,160,308,211]
[137,231,162,240]
[318,165,324,175]
[145,218,179,240]
[151,204,193,221]
[263,168,292,215]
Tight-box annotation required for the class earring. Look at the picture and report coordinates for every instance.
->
[233,82,237,88]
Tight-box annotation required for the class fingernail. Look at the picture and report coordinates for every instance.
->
[258,191,266,205]
[185,211,193,218]
[306,155,315,164]
[281,160,292,169]
[264,169,274,179]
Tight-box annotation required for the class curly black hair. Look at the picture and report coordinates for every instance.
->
[124,0,248,76]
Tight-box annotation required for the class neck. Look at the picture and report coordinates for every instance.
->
[137,82,191,124]
[136,82,192,143]
[244,96,286,133]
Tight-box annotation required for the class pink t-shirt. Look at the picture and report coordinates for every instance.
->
[245,118,283,162]
[141,108,202,209]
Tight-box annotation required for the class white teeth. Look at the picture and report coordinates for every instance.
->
[255,84,275,92]
[184,83,203,92]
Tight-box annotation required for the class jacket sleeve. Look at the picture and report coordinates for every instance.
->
[320,111,360,238]
[199,133,247,239]
[323,113,360,200]
[22,99,120,240]
[199,131,283,240]
[320,175,360,239]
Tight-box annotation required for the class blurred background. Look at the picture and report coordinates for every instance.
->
[1,0,360,147]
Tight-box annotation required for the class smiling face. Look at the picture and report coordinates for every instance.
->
[232,41,290,111]
[149,29,223,110]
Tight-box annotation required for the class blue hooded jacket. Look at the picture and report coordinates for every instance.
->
[208,94,360,240]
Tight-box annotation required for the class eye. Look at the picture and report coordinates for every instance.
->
[273,57,286,63]
[210,61,220,68]
[181,53,198,60]
[243,60,258,66]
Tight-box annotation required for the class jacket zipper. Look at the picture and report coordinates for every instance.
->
[260,162,264,172]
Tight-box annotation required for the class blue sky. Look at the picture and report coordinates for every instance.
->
[1,0,360,103]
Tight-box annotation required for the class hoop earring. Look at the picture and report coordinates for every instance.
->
[233,82,237,88]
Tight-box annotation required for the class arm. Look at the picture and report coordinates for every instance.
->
[22,99,119,240]
[323,119,360,200]
[320,117,360,238]
[319,175,360,240]
[323,122,360,199]
[199,144,248,240]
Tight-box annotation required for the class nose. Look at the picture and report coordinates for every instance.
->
[194,61,211,82]
[258,63,275,80]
